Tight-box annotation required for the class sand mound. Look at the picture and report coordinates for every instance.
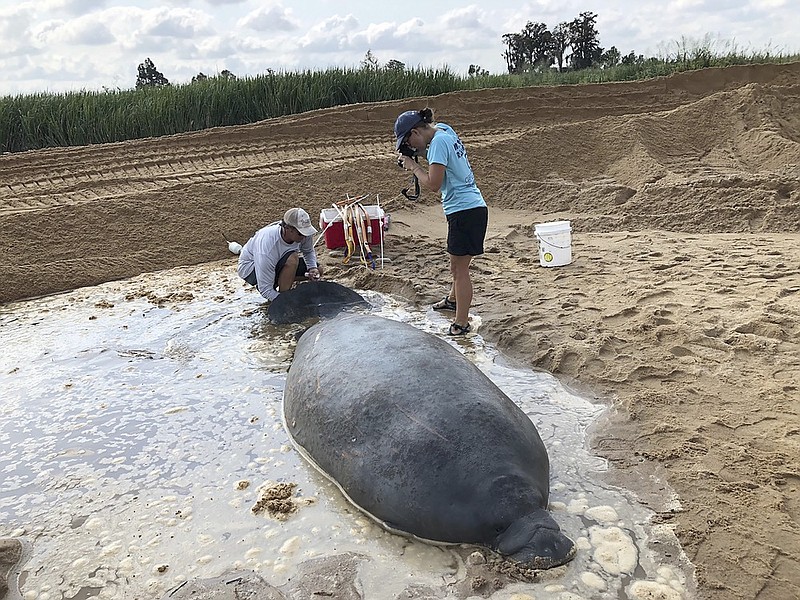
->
[477,80,800,234]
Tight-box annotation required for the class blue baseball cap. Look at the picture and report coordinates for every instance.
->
[394,110,422,150]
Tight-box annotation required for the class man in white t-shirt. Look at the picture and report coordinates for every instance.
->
[237,207,323,301]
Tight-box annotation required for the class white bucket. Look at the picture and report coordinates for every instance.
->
[534,220,572,267]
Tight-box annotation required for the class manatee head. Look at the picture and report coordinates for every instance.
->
[494,509,576,569]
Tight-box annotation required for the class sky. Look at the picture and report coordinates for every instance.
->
[1,0,797,96]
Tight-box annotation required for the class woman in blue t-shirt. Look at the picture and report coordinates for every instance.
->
[394,108,488,336]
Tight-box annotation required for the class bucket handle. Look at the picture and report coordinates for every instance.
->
[534,232,571,250]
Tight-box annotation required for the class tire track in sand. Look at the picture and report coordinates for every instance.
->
[0,128,528,215]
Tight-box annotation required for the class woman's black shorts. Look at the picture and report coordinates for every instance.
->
[446,206,488,256]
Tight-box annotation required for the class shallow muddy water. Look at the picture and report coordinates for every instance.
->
[0,262,694,599]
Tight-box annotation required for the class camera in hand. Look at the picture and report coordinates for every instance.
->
[398,142,418,158]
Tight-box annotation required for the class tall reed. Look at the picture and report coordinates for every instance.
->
[1,51,797,154]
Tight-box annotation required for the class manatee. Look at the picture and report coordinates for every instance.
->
[267,281,369,324]
[283,313,576,569]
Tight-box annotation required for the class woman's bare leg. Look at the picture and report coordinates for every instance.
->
[450,254,474,326]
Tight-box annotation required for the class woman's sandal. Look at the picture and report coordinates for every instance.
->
[448,322,471,336]
[432,296,457,311]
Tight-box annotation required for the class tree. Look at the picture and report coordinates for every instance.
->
[385,59,405,71]
[522,21,554,71]
[136,58,170,89]
[360,50,379,71]
[502,21,553,74]
[468,64,489,77]
[568,12,602,70]
[600,46,621,68]
[551,23,570,72]
[192,69,236,83]
[621,51,645,65]
[502,32,525,73]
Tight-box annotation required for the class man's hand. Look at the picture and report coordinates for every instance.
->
[306,267,321,281]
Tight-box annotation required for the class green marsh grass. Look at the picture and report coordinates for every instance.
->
[2,49,798,154]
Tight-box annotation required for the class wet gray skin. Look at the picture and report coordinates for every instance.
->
[283,313,576,569]
[267,281,369,324]
[497,509,578,568]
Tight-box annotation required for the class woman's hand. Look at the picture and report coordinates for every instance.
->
[400,155,425,178]
[398,155,417,172]
[306,267,321,281]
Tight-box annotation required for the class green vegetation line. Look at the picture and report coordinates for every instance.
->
[1,53,798,154]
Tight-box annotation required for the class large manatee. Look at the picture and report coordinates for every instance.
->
[283,313,576,569]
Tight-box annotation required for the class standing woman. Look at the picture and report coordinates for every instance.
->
[394,108,488,336]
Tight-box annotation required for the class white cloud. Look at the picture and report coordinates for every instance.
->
[394,17,425,38]
[194,35,239,59]
[441,5,487,30]
[140,7,213,39]
[352,21,396,49]
[0,5,34,51]
[237,4,300,32]
[0,0,797,95]
[298,15,366,55]
[668,0,705,9]
[30,15,115,46]
[33,0,111,17]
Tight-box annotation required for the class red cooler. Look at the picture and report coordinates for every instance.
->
[320,206,385,250]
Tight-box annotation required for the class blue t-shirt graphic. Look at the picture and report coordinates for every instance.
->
[425,123,487,215]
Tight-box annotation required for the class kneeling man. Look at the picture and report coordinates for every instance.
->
[237,207,323,301]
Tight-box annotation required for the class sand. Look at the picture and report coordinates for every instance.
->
[1,62,798,600]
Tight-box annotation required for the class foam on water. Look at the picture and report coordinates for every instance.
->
[0,262,695,599]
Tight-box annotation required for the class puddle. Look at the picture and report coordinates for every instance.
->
[0,262,695,599]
